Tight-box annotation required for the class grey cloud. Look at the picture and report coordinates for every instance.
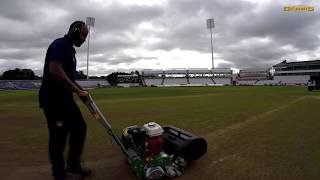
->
[216,62,234,69]
[65,1,164,33]
[149,0,320,69]
[232,2,320,50]
[149,0,255,49]
[0,0,319,75]
[106,56,158,65]
[0,48,44,60]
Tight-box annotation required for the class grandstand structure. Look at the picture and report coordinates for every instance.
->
[2,60,319,90]
[235,60,320,86]
[163,69,188,86]
[236,68,275,86]
[212,68,233,85]
[273,60,320,85]
[142,69,164,86]
[142,68,232,86]
[188,68,214,86]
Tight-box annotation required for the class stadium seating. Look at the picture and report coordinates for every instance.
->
[237,80,256,86]
[214,78,232,85]
[255,80,281,86]
[0,80,110,90]
[76,80,110,88]
[13,81,39,90]
[0,81,16,90]
[188,78,214,85]
[163,78,188,85]
[144,78,163,86]
[0,80,44,90]
[273,75,309,85]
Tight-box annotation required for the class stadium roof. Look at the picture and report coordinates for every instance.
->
[240,68,270,73]
[188,68,211,74]
[165,69,187,74]
[142,69,164,75]
[273,60,320,67]
[212,68,232,73]
[142,68,232,74]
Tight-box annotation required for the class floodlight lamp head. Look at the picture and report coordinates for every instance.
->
[86,17,95,27]
[206,18,215,29]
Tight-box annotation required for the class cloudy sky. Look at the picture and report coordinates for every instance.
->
[0,0,319,76]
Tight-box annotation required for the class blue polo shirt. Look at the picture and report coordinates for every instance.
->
[39,35,77,108]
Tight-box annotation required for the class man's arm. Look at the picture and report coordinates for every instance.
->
[49,60,87,96]
[75,81,84,91]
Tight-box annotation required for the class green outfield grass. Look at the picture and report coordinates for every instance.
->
[1,86,320,180]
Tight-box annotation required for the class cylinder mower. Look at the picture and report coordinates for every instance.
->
[82,95,207,179]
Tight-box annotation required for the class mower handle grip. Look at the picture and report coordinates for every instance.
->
[82,94,112,129]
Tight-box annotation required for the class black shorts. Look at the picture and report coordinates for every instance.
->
[42,100,85,128]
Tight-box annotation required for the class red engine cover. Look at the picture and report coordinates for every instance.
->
[145,136,164,156]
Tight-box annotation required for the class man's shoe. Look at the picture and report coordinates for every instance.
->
[66,166,93,178]
[64,174,82,180]
[54,173,82,180]
[53,172,67,180]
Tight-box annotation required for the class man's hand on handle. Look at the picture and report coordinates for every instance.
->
[78,90,88,97]
[78,90,89,103]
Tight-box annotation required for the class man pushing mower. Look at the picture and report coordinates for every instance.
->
[39,20,207,180]
[39,21,92,180]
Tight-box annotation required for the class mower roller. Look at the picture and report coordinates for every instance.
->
[82,94,207,179]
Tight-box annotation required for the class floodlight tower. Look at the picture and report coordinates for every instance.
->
[86,17,95,79]
[206,18,215,70]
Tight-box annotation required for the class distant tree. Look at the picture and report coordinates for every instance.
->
[1,68,36,80]
[106,72,118,86]
[106,72,130,86]
[76,70,87,79]
[21,69,36,79]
